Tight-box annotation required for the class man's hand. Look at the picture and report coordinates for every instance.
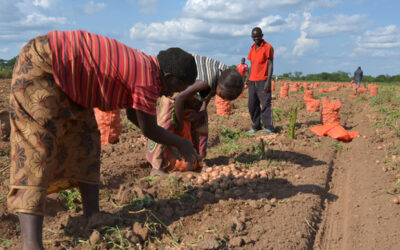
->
[264,79,271,93]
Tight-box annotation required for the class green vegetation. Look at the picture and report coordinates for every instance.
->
[0,57,17,78]
[103,226,132,249]
[279,70,400,83]
[59,189,82,211]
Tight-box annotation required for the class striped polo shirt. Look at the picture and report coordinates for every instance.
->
[191,54,228,100]
[49,30,161,115]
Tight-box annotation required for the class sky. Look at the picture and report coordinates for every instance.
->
[0,0,399,76]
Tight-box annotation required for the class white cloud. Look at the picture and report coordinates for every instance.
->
[33,0,60,9]
[0,47,9,53]
[305,14,366,38]
[275,46,290,58]
[354,25,400,57]
[20,13,66,26]
[258,14,300,33]
[357,25,400,49]
[183,0,339,22]
[84,1,106,14]
[293,12,319,56]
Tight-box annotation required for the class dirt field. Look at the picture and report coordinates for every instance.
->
[0,78,399,249]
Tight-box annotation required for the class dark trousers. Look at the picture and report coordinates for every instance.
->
[248,80,274,130]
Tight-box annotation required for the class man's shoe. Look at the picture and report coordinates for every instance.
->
[263,128,274,134]
[248,129,258,134]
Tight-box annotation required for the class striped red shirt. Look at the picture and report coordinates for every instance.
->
[48,30,161,115]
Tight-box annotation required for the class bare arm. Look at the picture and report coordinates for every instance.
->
[126,108,198,164]
[174,80,210,132]
[264,58,274,92]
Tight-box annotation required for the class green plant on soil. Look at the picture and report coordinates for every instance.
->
[0,238,14,247]
[59,188,82,211]
[140,176,157,182]
[331,142,343,151]
[288,105,299,139]
[103,225,132,249]
[131,197,154,209]
[272,107,283,122]
[0,194,6,201]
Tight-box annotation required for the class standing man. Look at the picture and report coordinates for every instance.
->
[246,27,274,133]
[354,66,363,94]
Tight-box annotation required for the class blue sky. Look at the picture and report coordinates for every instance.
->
[0,0,399,76]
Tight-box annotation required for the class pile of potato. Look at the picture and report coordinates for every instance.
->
[190,164,270,197]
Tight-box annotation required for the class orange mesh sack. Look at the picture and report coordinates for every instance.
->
[280,86,289,98]
[163,113,199,172]
[357,87,367,93]
[303,90,314,101]
[94,108,122,145]
[328,86,339,92]
[215,95,231,116]
[321,99,341,125]
[271,82,276,92]
[369,85,378,96]
[305,99,320,112]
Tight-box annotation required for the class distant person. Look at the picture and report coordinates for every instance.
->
[147,54,244,175]
[8,30,199,250]
[236,57,249,79]
[246,27,275,133]
[354,66,363,94]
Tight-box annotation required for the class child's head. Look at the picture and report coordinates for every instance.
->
[216,68,244,101]
[241,57,246,64]
[157,48,197,96]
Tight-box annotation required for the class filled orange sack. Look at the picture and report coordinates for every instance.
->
[163,115,199,172]
[289,86,298,92]
[216,94,231,116]
[369,85,378,96]
[357,87,367,93]
[328,86,339,92]
[303,90,314,100]
[305,99,320,112]
[321,98,341,125]
[94,108,122,146]
[349,94,356,98]
[280,86,289,98]
[271,82,276,92]
[318,88,328,93]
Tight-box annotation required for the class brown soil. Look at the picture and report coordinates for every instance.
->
[0,78,399,249]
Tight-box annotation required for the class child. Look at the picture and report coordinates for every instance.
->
[147,54,244,175]
[8,30,199,250]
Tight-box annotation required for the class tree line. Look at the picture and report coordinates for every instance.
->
[1,58,399,83]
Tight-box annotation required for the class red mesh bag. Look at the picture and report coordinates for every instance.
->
[280,86,289,98]
[357,87,367,93]
[163,115,199,172]
[94,108,122,145]
[216,95,231,116]
[321,99,341,125]
[369,85,378,96]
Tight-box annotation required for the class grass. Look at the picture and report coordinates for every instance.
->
[59,188,82,211]
[331,142,343,151]
[103,226,132,249]
[0,238,14,248]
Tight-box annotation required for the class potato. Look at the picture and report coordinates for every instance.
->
[206,167,213,173]
[197,178,205,185]
[393,197,400,204]
[270,198,277,204]
[294,174,300,179]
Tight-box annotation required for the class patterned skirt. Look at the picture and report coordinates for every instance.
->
[7,34,101,215]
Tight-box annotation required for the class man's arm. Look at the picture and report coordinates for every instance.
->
[174,80,209,132]
[127,108,198,165]
[264,58,274,92]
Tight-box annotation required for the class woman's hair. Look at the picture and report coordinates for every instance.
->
[157,48,197,83]
[218,68,244,100]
